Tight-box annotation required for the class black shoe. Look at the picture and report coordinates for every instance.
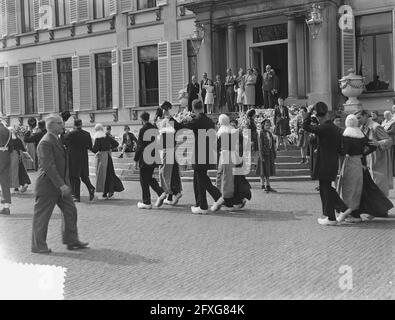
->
[108,192,114,199]
[89,188,95,201]
[67,241,89,251]
[31,248,52,254]
[103,193,108,199]
[261,185,265,189]
[0,208,10,216]
[267,186,278,193]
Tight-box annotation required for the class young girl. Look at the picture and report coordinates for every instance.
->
[204,79,215,114]
[258,119,277,193]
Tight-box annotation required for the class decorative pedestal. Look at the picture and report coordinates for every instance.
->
[339,69,365,113]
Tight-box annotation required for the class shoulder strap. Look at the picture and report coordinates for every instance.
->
[3,130,11,149]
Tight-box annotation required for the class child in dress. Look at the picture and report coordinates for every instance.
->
[204,79,215,114]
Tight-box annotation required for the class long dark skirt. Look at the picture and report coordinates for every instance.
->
[359,168,393,217]
[104,154,124,194]
[18,160,31,186]
[170,162,182,195]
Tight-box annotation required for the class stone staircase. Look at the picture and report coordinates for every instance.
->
[89,147,311,183]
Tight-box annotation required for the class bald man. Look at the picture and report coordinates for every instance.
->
[31,114,88,254]
[0,121,11,215]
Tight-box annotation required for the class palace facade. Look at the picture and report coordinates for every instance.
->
[0,0,394,135]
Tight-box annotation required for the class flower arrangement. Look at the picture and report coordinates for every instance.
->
[13,125,29,138]
[172,108,194,124]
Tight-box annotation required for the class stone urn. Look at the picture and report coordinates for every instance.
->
[339,68,365,113]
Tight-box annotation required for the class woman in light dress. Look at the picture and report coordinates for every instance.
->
[244,68,257,110]
[204,79,215,114]
[235,68,245,113]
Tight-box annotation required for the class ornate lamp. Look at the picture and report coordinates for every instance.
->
[306,4,323,39]
[189,22,205,55]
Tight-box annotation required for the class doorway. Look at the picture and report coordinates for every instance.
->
[250,43,288,99]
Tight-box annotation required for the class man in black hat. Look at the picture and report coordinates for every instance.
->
[303,102,351,226]
[63,119,95,202]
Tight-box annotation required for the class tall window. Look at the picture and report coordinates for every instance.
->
[95,52,112,110]
[356,12,394,92]
[137,0,157,10]
[55,0,71,26]
[187,40,198,82]
[21,0,34,33]
[23,63,37,114]
[138,45,158,106]
[57,58,73,112]
[0,68,4,116]
[93,0,110,19]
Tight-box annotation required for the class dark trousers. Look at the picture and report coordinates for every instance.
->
[70,173,94,199]
[140,166,164,205]
[319,180,347,221]
[193,168,221,210]
[263,90,274,109]
[32,194,79,250]
[0,171,11,204]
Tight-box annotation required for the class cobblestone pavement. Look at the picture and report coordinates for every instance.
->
[0,172,394,300]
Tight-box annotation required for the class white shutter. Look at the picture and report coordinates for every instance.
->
[121,48,136,108]
[4,66,10,115]
[69,0,78,23]
[36,61,45,114]
[6,0,17,35]
[169,40,187,104]
[33,0,40,30]
[8,65,20,115]
[158,42,169,104]
[42,61,56,113]
[78,0,89,21]
[120,0,133,12]
[341,13,356,76]
[78,55,92,110]
[72,55,80,111]
[0,0,5,37]
[108,0,117,15]
[111,49,120,109]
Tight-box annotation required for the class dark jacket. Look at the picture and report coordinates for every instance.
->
[255,74,264,106]
[187,82,200,102]
[63,128,92,178]
[184,113,216,170]
[24,129,47,148]
[35,133,70,196]
[122,132,137,151]
[274,105,291,136]
[134,122,158,169]
[303,113,343,181]
[0,123,11,175]
[92,135,119,153]
[200,78,210,102]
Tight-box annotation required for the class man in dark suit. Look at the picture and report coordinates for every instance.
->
[187,75,200,112]
[0,121,11,216]
[214,74,226,113]
[24,120,47,148]
[200,72,210,113]
[184,99,223,214]
[63,119,95,202]
[31,114,88,254]
[263,65,279,109]
[303,102,351,226]
[134,112,166,209]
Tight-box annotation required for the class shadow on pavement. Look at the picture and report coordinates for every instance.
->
[338,219,395,230]
[1,213,61,220]
[82,199,138,207]
[210,209,311,221]
[49,248,161,266]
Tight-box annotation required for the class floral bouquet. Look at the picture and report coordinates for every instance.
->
[14,125,29,138]
[172,109,194,124]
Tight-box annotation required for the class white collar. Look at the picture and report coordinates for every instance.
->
[343,127,365,139]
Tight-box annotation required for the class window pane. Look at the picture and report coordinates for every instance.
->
[356,12,392,35]
[375,33,393,90]
[95,53,112,110]
[138,0,157,10]
[138,45,158,62]
[0,80,4,115]
[357,36,374,86]
[58,58,73,112]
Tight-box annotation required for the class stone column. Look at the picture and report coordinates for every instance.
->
[227,23,237,75]
[287,16,298,98]
[197,21,212,79]
[308,4,338,109]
